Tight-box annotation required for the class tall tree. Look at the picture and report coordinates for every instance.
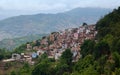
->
[81,40,95,58]
[60,48,73,65]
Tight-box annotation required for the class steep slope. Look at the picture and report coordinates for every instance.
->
[96,7,120,53]
[0,7,111,40]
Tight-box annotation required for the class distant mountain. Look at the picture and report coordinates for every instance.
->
[0,34,47,50]
[0,7,111,41]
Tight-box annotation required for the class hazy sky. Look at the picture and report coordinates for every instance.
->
[0,0,120,19]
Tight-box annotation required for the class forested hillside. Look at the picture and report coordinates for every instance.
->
[96,7,120,53]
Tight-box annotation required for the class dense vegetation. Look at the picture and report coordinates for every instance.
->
[96,7,120,53]
[0,49,12,60]
[1,7,120,75]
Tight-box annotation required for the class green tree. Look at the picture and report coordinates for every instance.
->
[0,48,12,60]
[55,63,69,75]
[114,39,120,54]
[81,40,95,58]
[32,58,54,75]
[35,40,40,46]
[112,52,120,68]
[14,44,26,53]
[10,71,16,75]
[71,71,80,75]
[114,68,120,75]
[60,48,73,65]
[82,22,88,26]
[94,41,110,59]
[80,65,99,75]
[36,52,48,64]
[74,55,94,73]
[20,63,31,74]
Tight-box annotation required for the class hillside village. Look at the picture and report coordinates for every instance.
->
[2,24,97,64]
[0,6,120,75]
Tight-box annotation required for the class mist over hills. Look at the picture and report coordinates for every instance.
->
[0,7,111,41]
